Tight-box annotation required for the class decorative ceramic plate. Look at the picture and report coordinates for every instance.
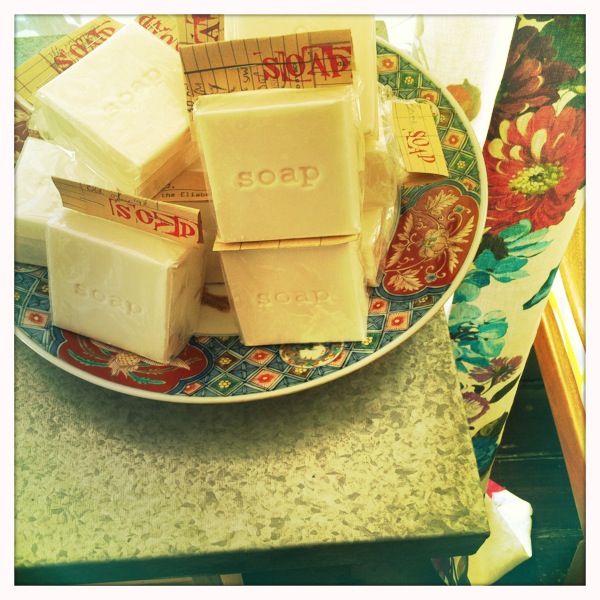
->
[14,38,488,404]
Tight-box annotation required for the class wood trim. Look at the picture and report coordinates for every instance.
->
[534,304,585,533]
[559,208,585,347]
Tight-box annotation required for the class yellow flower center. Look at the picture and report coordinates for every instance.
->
[509,162,564,196]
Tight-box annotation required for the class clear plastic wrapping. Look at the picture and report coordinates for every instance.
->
[32,21,197,199]
[15,136,114,266]
[359,83,404,287]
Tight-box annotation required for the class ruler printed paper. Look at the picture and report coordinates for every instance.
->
[52,177,203,247]
[180,28,354,108]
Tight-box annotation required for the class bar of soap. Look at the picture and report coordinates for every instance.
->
[194,283,239,336]
[361,205,398,287]
[194,86,362,242]
[364,133,401,210]
[46,208,206,364]
[217,236,368,346]
[15,137,112,266]
[225,14,378,136]
[34,21,197,198]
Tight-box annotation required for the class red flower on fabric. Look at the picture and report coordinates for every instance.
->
[484,105,585,234]
[490,26,579,133]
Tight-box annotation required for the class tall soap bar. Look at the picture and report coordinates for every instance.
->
[217,236,368,346]
[15,137,112,266]
[225,14,378,136]
[194,86,362,242]
[34,21,197,199]
[46,208,206,364]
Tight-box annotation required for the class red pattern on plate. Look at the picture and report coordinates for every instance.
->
[382,183,479,295]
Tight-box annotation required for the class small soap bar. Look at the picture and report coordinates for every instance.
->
[194,283,239,336]
[194,86,362,242]
[46,208,206,364]
[364,133,401,210]
[217,236,368,346]
[361,205,398,287]
[34,21,197,198]
[15,137,112,266]
[225,14,378,136]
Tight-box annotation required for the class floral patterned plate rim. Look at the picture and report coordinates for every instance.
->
[14,39,488,404]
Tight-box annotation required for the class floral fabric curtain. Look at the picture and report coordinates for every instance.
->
[439,14,585,584]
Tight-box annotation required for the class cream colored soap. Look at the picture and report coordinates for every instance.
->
[218,236,368,346]
[34,21,197,199]
[225,14,378,136]
[194,86,362,242]
[194,283,239,336]
[361,205,398,287]
[364,133,401,210]
[46,208,206,364]
[15,137,113,266]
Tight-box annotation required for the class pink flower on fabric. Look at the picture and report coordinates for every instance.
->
[470,356,523,387]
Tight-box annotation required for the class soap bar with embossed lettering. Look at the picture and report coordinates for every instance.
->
[225,14,378,136]
[46,208,206,363]
[194,86,362,242]
[15,137,112,267]
[217,235,368,345]
[34,21,197,198]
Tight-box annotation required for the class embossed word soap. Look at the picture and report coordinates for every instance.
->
[194,86,362,242]
[216,236,368,346]
[15,137,112,266]
[34,21,196,198]
[46,208,206,363]
[225,14,378,136]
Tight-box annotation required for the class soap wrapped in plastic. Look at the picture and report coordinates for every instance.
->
[46,208,207,364]
[33,21,198,198]
[15,137,114,266]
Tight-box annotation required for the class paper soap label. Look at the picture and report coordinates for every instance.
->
[52,177,203,247]
[135,15,181,51]
[154,169,212,203]
[391,100,449,187]
[15,16,123,109]
[180,29,354,108]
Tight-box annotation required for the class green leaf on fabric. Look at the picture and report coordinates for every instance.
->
[453,282,482,304]
[522,265,559,309]
[499,220,533,243]
[474,338,505,358]
[540,15,585,71]
[489,375,521,404]
[491,270,530,283]
[449,302,482,323]
[463,270,492,288]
